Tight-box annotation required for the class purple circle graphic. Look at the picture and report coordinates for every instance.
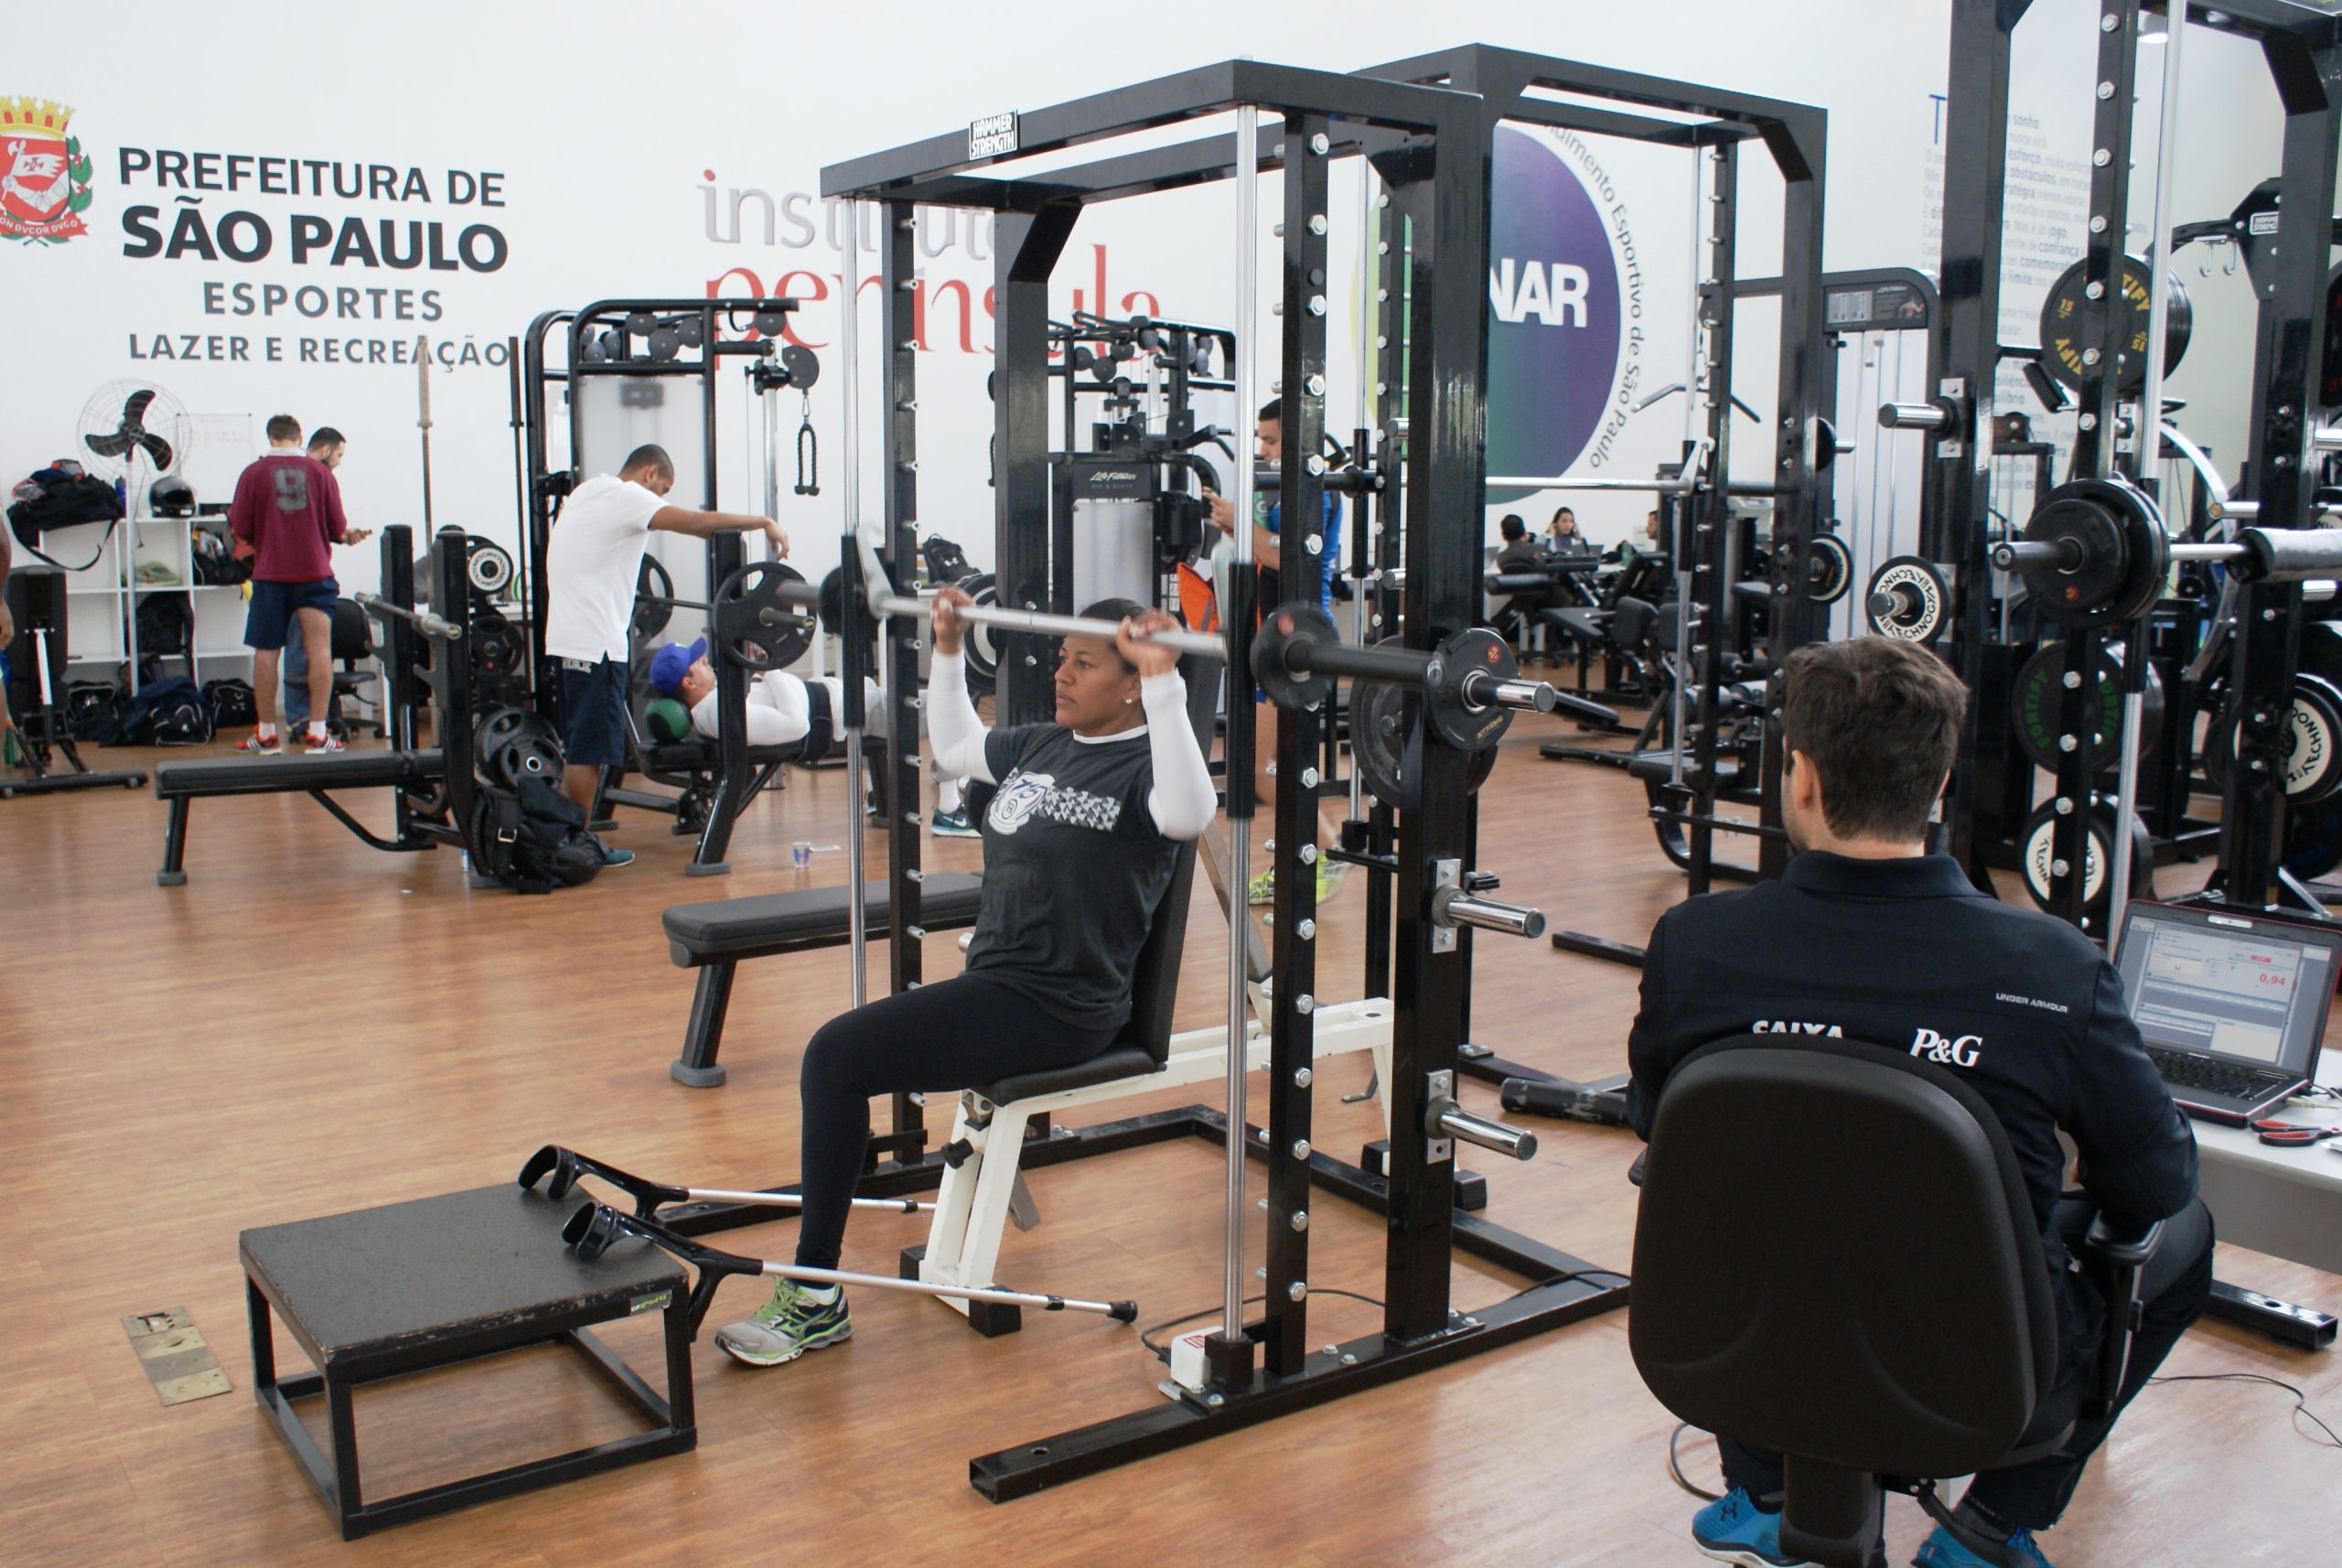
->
[1487,125,1623,503]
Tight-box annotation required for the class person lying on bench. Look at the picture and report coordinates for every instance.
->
[646,639,970,825]
[646,639,880,749]
[712,588,1217,1368]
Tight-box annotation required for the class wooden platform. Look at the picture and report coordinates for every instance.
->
[4,708,2336,1567]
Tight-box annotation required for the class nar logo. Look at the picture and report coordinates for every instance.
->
[1752,1020,1843,1036]
[1488,258,1592,326]
[1910,1027,1982,1069]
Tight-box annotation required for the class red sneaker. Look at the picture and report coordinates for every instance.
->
[303,730,346,753]
[233,730,283,756]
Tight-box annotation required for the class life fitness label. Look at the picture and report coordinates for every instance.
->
[1486,125,1628,500]
[969,113,1019,160]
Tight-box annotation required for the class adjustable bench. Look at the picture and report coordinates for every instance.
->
[661,873,987,1085]
[153,748,445,886]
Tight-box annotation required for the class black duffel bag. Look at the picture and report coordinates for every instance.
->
[467,775,604,895]
[203,678,257,729]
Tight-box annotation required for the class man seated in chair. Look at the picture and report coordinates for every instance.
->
[1626,636,2210,1568]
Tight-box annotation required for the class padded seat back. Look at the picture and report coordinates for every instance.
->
[1608,596,1657,652]
[1629,1036,2057,1484]
[329,597,371,662]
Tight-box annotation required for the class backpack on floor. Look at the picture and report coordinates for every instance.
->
[467,775,603,895]
[98,676,211,746]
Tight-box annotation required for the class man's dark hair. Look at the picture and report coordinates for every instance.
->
[1078,597,1148,672]
[621,444,675,482]
[307,427,345,455]
[1257,399,1281,424]
[1499,514,1526,541]
[266,413,301,444]
[1780,637,1969,843]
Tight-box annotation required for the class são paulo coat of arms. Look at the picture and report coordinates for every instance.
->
[2,99,92,243]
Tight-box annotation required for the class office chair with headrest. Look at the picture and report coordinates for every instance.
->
[1628,1035,2162,1568]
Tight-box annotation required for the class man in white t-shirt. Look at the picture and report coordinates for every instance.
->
[544,443,788,850]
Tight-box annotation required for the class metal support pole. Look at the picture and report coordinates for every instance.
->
[839,196,870,1007]
[2111,6,2186,922]
[1212,104,1262,1388]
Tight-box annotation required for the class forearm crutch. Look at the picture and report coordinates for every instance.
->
[518,1143,935,1219]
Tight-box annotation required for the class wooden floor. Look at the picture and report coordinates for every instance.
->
[4,709,2337,1568]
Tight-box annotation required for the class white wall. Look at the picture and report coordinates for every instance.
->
[0,0,2301,632]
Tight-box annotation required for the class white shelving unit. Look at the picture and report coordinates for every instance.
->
[58,511,255,695]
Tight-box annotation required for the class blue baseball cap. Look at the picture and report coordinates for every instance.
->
[648,638,707,695]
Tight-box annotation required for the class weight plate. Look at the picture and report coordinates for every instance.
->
[2020,801,2154,922]
[498,735,560,788]
[1422,627,1517,754]
[2207,672,2342,802]
[1804,532,1853,606]
[1349,665,1496,812]
[960,573,1002,697]
[474,705,532,784]
[633,555,675,642]
[2038,254,2191,396]
[472,611,521,677]
[713,561,815,672]
[1864,556,1949,643]
[1252,602,1340,712]
[2010,478,2169,629]
[466,538,515,597]
[2009,641,2163,774]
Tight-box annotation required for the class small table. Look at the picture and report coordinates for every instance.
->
[242,1184,693,1539]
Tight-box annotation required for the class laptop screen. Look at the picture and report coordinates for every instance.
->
[2114,904,2338,1072]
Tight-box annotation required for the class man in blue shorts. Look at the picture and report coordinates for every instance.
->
[229,414,368,754]
[544,443,788,865]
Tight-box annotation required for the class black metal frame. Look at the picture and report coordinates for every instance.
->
[513,297,817,873]
[1923,1,2342,934]
[820,56,1628,1496]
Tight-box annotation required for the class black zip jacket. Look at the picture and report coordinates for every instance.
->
[1626,852,2199,1256]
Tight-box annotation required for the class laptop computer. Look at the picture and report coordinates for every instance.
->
[2112,901,2342,1126]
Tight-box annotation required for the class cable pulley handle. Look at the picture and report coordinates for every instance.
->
[793,394,820,497]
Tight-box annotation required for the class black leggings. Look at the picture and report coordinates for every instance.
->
[794,974,1117,1272]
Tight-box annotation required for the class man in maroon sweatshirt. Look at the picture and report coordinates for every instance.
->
[227,413,364,752]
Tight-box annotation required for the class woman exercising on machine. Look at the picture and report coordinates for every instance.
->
[713,586,1218,1368]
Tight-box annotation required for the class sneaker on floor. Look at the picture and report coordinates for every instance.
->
[1915,1522,2056,1568]
[930,806,980,838]
[233,730,282,756]
[1314,857,1348,901]
[1247,866,1276,906]
[593,838,635,869]
[303,730,344,753]
[713,1280,851,1367]
[1691,1488,1815,1568]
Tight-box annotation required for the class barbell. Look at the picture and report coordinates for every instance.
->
[355,593,462,642]
[1991,477,2342,627]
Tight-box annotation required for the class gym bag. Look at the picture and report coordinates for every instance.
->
[98,676,213,746]
[203,678,257,729]
[467,775,604,895]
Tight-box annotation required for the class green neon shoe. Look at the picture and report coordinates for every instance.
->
[712,1279,852,1368]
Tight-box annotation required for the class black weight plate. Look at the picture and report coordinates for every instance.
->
[1349,656,1497,812]
[2283,796,2342,880]
[472,611,521,677]
[714,562,816,672]
[1804,533,1853,606]
[2038,254,2191,396]
[959,573,1002,697]
[2009,641,2163,774]
[633,555,675,642]
[498,735,560,787]
[1423,627,1516,754]
[474,705,532,781]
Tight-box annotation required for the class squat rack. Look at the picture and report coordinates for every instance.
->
[820,56,1628,1497]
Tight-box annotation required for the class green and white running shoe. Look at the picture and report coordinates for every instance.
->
[712,1280,852,1368]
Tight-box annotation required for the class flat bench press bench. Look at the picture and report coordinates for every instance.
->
[661,872,987,1085]
[153,748,445,886]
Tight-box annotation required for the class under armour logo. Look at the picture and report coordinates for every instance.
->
[1910,1027,1982,1069]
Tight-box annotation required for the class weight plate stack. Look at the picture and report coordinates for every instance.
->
[2019,800,2154,923]
[2008,641,2163,774]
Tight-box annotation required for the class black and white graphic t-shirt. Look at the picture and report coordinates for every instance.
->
[966,722,1179,1030]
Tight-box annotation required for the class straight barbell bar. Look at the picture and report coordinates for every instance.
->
[1992,524,2342,585]
[355,593,462,642]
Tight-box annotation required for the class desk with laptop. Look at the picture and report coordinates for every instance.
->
[2114,901,2342,1347]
